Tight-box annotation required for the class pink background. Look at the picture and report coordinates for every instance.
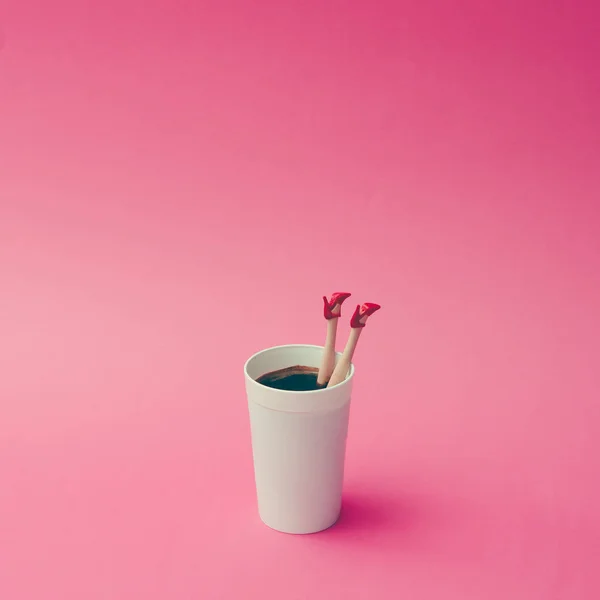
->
[1,1,599,598]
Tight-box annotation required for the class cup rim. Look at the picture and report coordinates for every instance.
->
[244,344,355,395]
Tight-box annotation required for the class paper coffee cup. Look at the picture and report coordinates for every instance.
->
[244,344,354,534]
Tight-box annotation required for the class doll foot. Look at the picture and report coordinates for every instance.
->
[323,292,352,320]
[350,303,381,328]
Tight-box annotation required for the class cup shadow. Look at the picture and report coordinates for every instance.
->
[335,492,420,532]
[313,489,445,554]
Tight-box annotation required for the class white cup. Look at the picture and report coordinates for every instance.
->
[244,344,354,534]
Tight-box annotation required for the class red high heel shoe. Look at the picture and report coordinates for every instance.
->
[350,303,381,328]
[323,292,352,320]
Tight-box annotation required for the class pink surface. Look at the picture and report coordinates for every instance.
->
[1,1,599,598]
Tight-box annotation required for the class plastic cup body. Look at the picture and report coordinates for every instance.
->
[244,344,354,534]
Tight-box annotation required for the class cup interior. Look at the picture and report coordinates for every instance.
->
[245,345,354,390]
[244,345,354,411]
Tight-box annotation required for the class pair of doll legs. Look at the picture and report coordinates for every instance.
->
[317,293,381,388]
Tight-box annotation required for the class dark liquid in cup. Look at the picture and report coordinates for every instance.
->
[256,365,324,392]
